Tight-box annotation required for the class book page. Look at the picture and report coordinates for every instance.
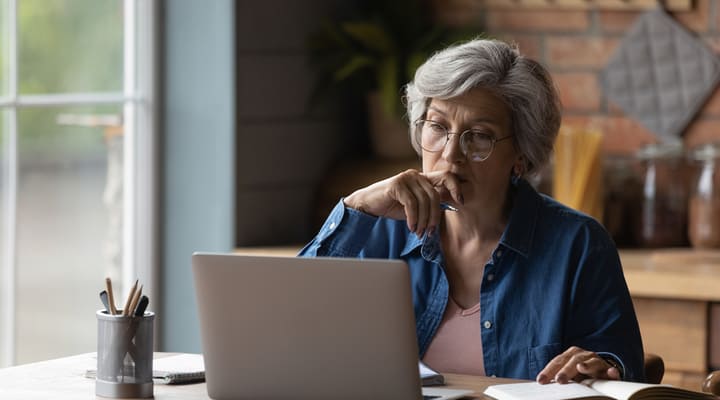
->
[484,381,611,400]
[585,379,716,400]
[584,379,656,400]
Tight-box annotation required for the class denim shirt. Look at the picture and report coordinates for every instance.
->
[299,179,645,382]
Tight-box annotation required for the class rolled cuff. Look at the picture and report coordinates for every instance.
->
[299,199,378,257]
[597,352,626,380]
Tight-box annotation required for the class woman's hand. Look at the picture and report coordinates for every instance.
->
[343,169,463,237]
[536,346,622,384]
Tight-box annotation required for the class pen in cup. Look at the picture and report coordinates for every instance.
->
[123,279,139,316]
[105,277,118,315]
[101,278,150,317]
[99,290,111,314]
[128,285,143,316]
[134,295,149,316]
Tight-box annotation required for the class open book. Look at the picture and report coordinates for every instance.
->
[484,379,716,400]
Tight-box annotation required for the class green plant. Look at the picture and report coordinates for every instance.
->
[308,0,480,118]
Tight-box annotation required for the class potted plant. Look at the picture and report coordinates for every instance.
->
[308,0,480,159]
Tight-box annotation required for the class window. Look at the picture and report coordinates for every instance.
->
[0,0,156,366]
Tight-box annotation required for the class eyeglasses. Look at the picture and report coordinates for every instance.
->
[414,119,513,162]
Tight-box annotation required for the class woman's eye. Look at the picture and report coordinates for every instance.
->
[468,131,492,141]
[429,123,446,134]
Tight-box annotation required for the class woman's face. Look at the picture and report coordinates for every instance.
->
[421,87,519,207]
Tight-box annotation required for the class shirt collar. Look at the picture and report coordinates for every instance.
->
[400,230,445,263]
[400,232,440,261]
[498,178,540,258]
[399,178,541,260]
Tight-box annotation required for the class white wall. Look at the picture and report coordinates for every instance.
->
[161,0,236,352]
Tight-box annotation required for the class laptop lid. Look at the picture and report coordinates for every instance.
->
[192,253,424,400]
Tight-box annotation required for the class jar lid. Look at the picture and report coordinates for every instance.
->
[636,141,684,160]
[689,142,720,161]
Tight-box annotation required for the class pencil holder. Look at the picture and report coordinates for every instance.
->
[96,310,155,398]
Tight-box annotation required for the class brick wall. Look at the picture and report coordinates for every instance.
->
[437,0,720,154]
[234,0,356,246]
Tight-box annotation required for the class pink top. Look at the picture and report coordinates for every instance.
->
[421,296,485,376]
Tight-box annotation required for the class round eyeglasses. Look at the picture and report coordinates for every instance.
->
[414,119,513,162]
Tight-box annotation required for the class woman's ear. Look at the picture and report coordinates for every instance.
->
[512,156,526,177]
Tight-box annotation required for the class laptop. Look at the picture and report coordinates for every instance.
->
[192,253,473,400]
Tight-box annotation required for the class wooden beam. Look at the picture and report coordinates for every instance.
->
[482,0,691,10]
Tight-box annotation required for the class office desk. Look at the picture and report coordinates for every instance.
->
[0,352,519,399]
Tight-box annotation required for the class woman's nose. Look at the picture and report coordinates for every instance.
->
[442,134,466,163]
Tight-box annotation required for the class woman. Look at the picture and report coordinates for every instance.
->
[300,38,644,383]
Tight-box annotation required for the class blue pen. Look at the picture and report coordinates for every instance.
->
[440,202,459,212]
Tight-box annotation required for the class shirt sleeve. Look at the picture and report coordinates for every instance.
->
[566,219,645,382]
[298,199,379,257]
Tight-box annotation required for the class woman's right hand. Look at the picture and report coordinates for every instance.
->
[343,169,463,237]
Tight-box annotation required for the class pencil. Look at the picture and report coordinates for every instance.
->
[123,279,139,316]
[105,277,118,315]
[128,285,143,317]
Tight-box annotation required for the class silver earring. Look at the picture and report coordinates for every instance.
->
[511,165,523,184]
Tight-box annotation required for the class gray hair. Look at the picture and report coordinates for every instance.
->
[405,38,561,176]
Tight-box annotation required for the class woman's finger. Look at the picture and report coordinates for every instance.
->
[415,178,442,235]
[537,351,573,384]
[423,170,464,206]
[391,179,420,233]
[556,351,597,383]
[577,357,621,380]
[537,346,597,384]
[406,182,432,236]
[343,169,451,231]
[389,170,444,236]
[576,357,609,376]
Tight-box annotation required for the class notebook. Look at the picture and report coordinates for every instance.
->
[84,353,206,384]
[152,353,205,384]
[191,253,473,400]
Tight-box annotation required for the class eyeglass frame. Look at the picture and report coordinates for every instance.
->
[414,119,514,162]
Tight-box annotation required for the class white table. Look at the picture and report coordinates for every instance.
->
[0,352,516,399]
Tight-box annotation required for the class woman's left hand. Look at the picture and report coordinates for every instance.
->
[536,346,621,384]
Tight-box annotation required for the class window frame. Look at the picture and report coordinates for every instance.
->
[0,0,157,367]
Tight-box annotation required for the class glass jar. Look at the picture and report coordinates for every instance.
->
[603,154,642,248]
[634,142,688,248]
[688,143,720,248]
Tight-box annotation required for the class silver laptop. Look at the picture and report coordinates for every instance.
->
[192,253,473,400]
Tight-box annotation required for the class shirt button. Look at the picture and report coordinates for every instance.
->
[483,320,492,329]
[487,273,495,282]
[329,222,336,230]
[495,249,503,258]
